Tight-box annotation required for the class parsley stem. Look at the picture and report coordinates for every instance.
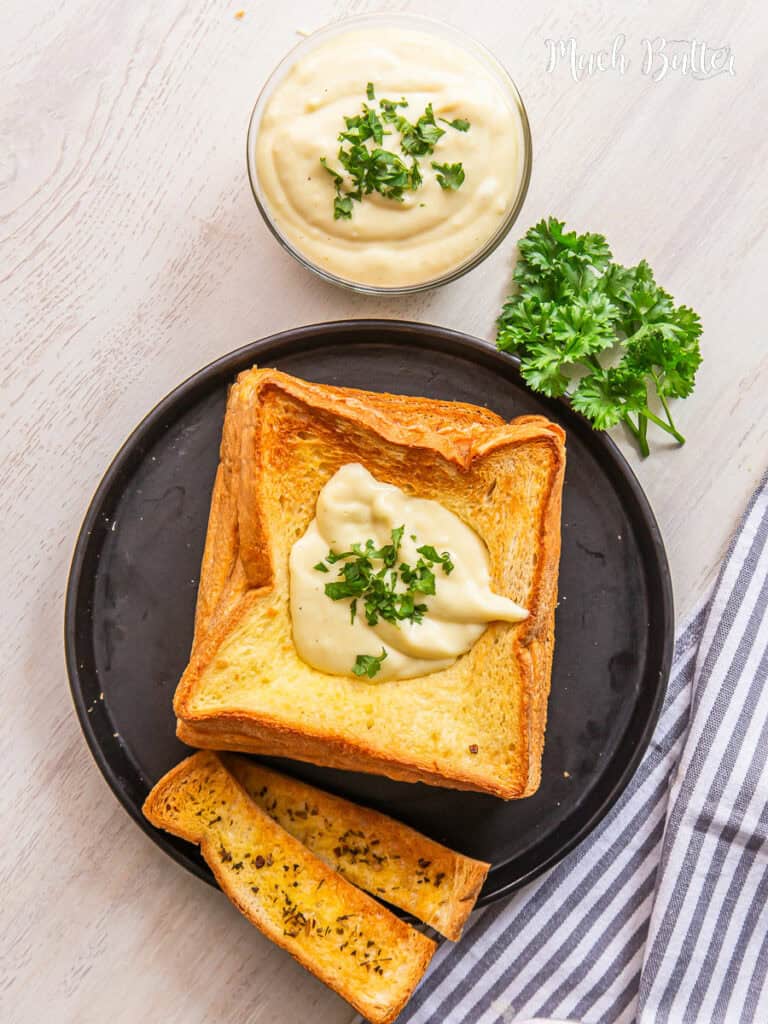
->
[657,389,680,436]
[623,412,649,458]
[642,407,686,445]
[651,368,680,436]
[639,414,649,454]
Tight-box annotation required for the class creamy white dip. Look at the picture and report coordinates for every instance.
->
[289,464,528,680]
[255,27,526,288]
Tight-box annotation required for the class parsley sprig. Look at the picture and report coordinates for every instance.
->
[314,526,455,677]
[320,84,471,220]
[496,218,703,457]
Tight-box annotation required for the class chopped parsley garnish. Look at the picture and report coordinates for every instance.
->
[440,117,471,132]
[398,103,445,156]
[320,86,469,218]
[339,106,385,146]
[333,194,354,221]
[353,649,388,678]
[379,97,409,121]
[431,161,466,191]
[314,526,455,676]
[416,545,455,574]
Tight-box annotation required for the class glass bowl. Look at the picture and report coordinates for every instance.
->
[246,13,532,296]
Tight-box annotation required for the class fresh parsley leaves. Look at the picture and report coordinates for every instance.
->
[379,97,409,120]
[320,86,469,219]
[317,525,453,627]
[353,649,388,678]
[333,194,354,221]
[415,545,455,575]
[339,105,385,146]
[399,103,445,156]
[496,218,703,457]
[314,527,455,677]
[440,117,471,132]
[431,161,465,191]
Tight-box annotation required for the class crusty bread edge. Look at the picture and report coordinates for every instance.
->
[517,426,565,795]
[178,714,517,799]
[142,752,436,1024]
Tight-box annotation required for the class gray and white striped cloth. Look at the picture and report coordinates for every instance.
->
[394,469,768,1024]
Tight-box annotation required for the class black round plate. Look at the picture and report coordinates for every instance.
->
[65,320,673,906]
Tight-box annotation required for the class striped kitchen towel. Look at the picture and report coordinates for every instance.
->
[394,469,768,1024]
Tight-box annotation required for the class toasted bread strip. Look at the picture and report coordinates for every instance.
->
[225,755,489,940]
[143,752,435,1024]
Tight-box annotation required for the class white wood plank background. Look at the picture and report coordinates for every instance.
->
[2,1,766,1021]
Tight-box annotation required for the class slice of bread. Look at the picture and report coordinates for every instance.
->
[143,752,436,1024]
[174,369,565,798]
[224,755,489,939]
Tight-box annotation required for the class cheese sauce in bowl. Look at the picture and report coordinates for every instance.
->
[247,15,531,294]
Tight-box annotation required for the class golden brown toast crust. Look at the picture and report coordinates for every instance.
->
[223,755,489,940]
[174,369,565,799]
[143,752,436,1024]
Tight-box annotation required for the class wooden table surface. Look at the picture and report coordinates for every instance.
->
[2,1,766,1021]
